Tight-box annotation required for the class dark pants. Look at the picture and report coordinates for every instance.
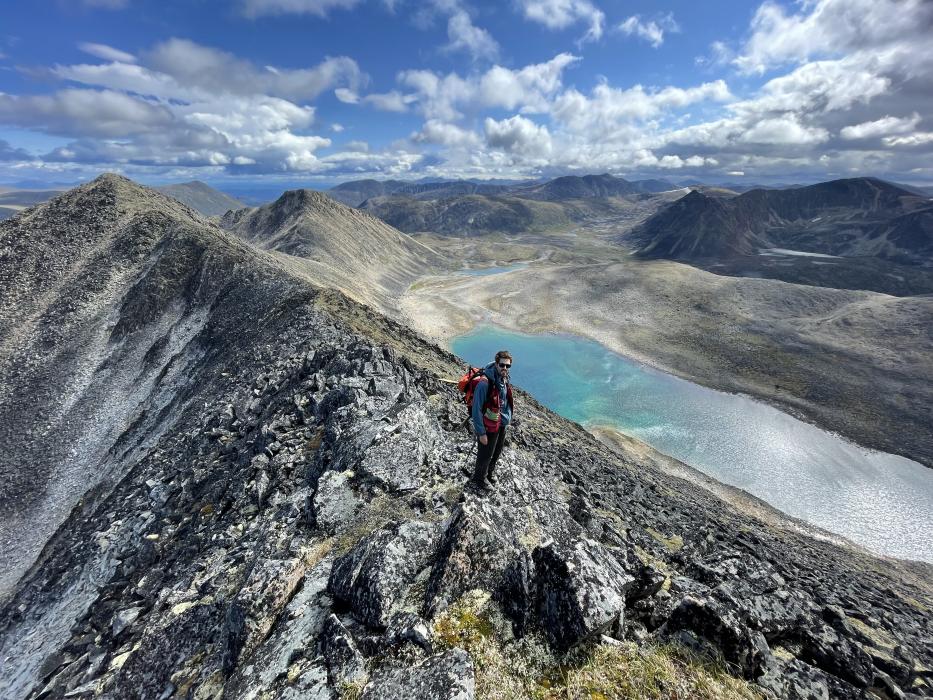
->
[473,426,507,484]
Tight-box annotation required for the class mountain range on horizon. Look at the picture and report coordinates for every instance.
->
[624,177,933,295]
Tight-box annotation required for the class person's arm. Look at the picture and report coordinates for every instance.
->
[472,379,488,441]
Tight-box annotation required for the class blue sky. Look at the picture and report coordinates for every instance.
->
[1,0,932,187]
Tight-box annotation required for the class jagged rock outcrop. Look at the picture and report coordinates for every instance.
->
[0,177,931,699]
[533,537,635,651]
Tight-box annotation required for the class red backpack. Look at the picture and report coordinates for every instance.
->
[457,366,488,410]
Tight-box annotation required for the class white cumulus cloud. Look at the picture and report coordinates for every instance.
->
[840,114,921,140]
[484,115,552,159]
[617,14,678,48]
[734,0,933,74]
[414,120,481,148]
[396,53,579,121]
[78,42,136,63]
[445,10,499,60]
[12,39,371,173]
[517,0,605,43]
[240,0,361,18]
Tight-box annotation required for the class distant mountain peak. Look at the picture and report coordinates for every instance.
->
[630,175,932,270]
[154,180,246,217]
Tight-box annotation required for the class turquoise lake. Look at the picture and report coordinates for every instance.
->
[452,325,933,563]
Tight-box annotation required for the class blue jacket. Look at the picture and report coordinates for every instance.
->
[471,362,513,436]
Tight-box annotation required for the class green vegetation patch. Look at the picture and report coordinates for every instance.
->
[338,679,365,700]
[432,593,763,700]
[645,527,684,552]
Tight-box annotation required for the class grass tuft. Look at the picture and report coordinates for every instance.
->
[432,593,763,700]
[338,679,366,700]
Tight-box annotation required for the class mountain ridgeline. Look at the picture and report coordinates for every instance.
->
[1,175,931,699]
[219,188,445,310]
[153,181,246,216]
[629,177,933,295]
[336,173,679,235]
[0,181,245,219]
[327,178,521,207]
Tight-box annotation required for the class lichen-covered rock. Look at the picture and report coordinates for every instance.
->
[321,614,367,685]
[108,601,227,698]
[426,495,524,616]
[235,558,306,660]
[356,404,438,491]
[758,655,832,700]
[662,594,771,678]
[533,537,636,651]
[225,556,335,700]
[360,648,474,700]
[277,664,335,700]
[328,520,440,628]
[799,622,875,689]
[311,470,361,533]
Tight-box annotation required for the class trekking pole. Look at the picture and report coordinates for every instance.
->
[460,431,477,478]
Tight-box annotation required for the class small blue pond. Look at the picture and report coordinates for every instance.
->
[452,325,933,563]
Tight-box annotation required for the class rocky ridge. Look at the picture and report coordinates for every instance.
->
[220,189,444,311]
[0,177,931,700]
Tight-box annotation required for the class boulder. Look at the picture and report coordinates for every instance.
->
[311,470,361,533]
[663,594,770,677]
[757,655,831,700]
[224,557,335,700]
[320,614,367,685]
[800,622,875,689]
[328,520,439,628]
[235,558,306,660]
[532,537,635,651]
[426,496,523,616]
[357,404,437,491]
[360,648,474,700]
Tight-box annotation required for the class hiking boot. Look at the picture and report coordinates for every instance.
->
[469,477,492,492]
[486,471,498,485]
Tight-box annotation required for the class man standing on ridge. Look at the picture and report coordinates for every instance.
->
[471,350,514,490]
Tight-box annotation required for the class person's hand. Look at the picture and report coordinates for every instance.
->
[479,434,488,445]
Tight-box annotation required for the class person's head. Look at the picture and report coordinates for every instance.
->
[495,350,512,376]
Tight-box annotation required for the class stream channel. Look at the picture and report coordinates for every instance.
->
[452,325,933,563]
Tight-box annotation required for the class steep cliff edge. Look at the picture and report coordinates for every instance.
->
[0,178,931,700]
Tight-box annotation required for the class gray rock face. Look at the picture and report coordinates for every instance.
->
[532,537,636,651]
[321,614,367,685]
[235,557,306,660]
[328,520,440,628]
[758,656,832,700]
[664,594,772,678]
[225,556,335,700]
[426,495,524,616]
[360,648,474,700]
[311,470,361,533]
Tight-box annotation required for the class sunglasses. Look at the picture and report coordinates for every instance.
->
[498,362,512,369]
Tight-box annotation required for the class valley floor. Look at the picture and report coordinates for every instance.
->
[400,230,933,469]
